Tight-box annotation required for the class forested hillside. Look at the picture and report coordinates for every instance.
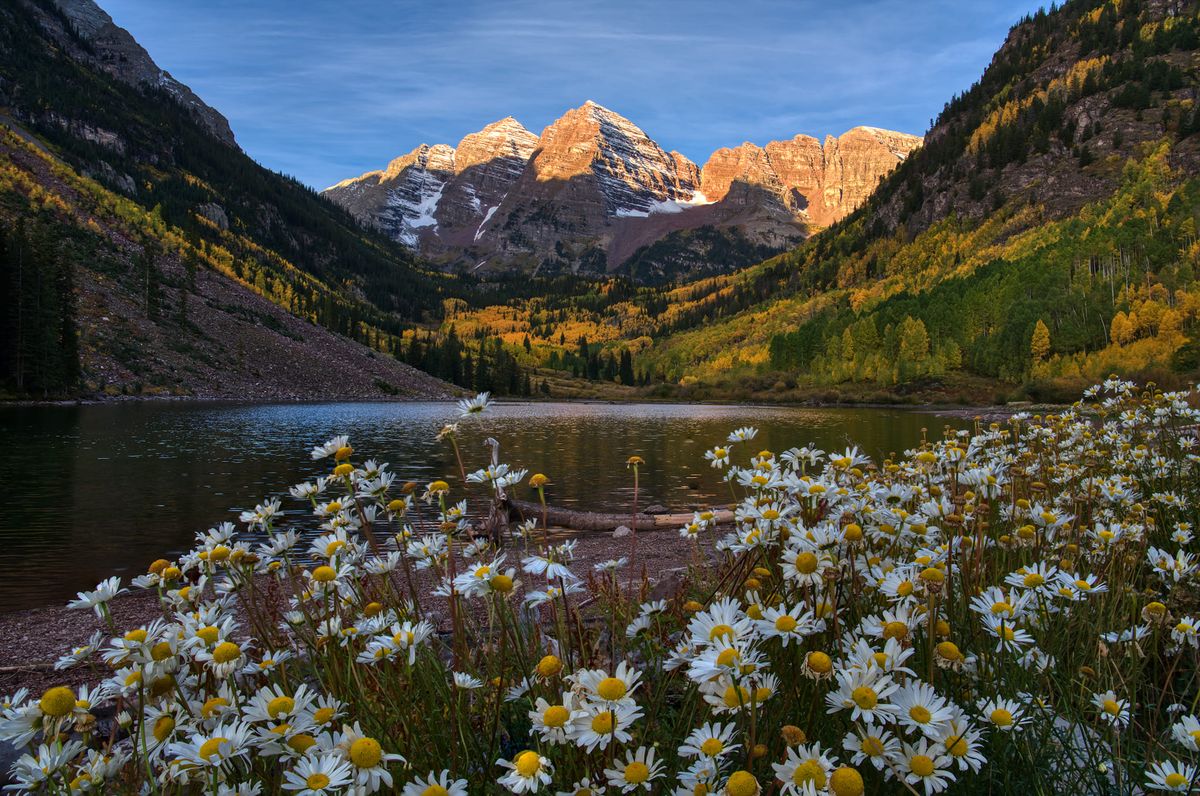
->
[635,0,1200,397]
[0,0,465,398]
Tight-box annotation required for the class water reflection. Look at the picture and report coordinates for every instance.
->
[0,400,967,611]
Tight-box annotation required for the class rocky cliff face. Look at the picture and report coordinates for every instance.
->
[47,0,237,147]
[324,102,921,278]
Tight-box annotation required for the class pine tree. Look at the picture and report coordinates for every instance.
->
[618,349,635,385]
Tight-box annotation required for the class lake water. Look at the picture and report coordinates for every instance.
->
[0,400,968,611]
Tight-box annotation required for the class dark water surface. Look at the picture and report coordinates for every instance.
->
[0,400,967,611]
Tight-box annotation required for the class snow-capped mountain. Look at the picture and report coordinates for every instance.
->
[324,102,921,279]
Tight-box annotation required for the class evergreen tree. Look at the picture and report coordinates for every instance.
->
[618,349,635,385]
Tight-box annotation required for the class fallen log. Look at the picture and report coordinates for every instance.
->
[504,498,734,532]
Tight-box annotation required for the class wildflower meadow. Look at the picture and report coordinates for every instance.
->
[3,378,1200,795]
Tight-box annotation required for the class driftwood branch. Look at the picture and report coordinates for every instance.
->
[504,498,734,532]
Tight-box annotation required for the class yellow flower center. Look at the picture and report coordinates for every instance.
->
[39,687,76,718]
[196,626,220,645]
[590,710,614,734]
[350,737,383,768]
[1023,573,1045,588]
[1166,773,1188,788]
[124,628,148,643]
[306,773,331,790]
[624,761,650,784]
[421,786,449,796]
[700,738,724,756]
[883,621,908,640]
[861,736,885,757]
[830,766,865,796]
[909,705,932,724]
[212,641,241,664]
[947,737,969,757]
[312,566,337,583]
[990,708,1013,726]
[909,755,935,777]
[896,580,914,597]
[542,705,569,728]
[152,715,175,743]
[536,655,562,677]
[725,771,757,796]
[288,734,317,753]
[201,697,229,718]
[851,686,877,710]
[267,696,294,718]
[806,651,832,674]
[596,677,627,701]
[775,615,798,633]
[514,751,542,777]
[489,574,514,593]
[151,642,173,662]
[795,552,819,574]
[704,620,741,645]
[313,707,335,725]
[716,648,740,667]
[723,685,752,708]
[1102,699,1121,716]
[793,760,826,787]
[198,737,227,761]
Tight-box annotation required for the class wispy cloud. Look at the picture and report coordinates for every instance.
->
[101,0,1045,189]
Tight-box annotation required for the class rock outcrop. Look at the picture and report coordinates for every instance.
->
[324,102,921,278]
[48,0,238,147]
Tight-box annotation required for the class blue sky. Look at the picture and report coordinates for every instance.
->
[102,0,1046,190]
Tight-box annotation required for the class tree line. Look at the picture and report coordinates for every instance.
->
[0,220,80,397]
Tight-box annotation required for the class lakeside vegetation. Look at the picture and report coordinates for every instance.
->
[3,380,1198,793]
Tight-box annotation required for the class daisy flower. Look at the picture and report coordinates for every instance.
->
[401,771,469,796]
[1093,690,1131,728]
[1172,714,1200,751]
[497,750,553,794]
[1146,759,1199,792]
[604,746,663,793]
[67,576,126,617]
[567,701,642,752]
[529,694,575,745]
[677,721,740,760]
[282,754,355,795]
[900,738,955,794]
[893,681,954,738]
[571,662,642,705]
[457,392,492,416]
[843,723,900,772]
[977,697,1030,732]
[772,742,837,795]
[826,669,900,723]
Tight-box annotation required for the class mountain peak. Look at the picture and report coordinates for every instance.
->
[324,104,920,276]
[456,118,538,172]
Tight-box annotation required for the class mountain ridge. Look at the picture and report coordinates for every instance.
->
[323,101,921,280]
